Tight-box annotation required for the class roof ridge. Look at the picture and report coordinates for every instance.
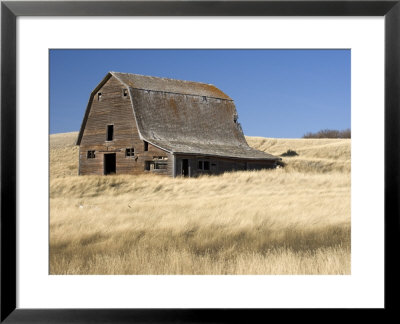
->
[110,71,216,87]
[128,87,232,101]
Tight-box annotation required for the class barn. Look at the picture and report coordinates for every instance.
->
[76,72,281,177]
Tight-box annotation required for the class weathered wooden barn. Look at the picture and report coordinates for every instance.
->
[76,72,281,177]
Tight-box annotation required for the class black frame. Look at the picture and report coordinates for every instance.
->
[1,0,399,322]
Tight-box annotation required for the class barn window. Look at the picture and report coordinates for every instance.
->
[154,162,167,170]
[145,161,167,171]
[125,148,134,157]
[198,160,210,171]
[123,89,128,97]
[106,125,114,141]
[87,150,95,159]
[98,92,102,101]
[144,141,148,151]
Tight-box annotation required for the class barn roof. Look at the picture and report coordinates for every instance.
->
[146,139,279,160]
[77,72,280,161]
[112,72,232,100]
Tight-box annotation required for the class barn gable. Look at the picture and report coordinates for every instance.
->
[77,74,171,176]
[76,73,112,146]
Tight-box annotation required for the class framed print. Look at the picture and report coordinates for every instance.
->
[1,0,399,322]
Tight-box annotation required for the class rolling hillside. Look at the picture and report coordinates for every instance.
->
[50,132,351,275]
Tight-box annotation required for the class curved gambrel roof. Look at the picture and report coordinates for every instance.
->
[113,72,232,100]
[77,72,280,161]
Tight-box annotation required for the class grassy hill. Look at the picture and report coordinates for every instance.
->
[50,132,351,275]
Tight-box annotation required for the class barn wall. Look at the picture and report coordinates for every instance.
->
[79,76,169,175]
[174,155,276,177]
[247,161,276,171]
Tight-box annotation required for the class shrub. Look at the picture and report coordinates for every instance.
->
[281,149,299,157]
[303,129,351,139]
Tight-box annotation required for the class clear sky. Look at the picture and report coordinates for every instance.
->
[50,49,350,138]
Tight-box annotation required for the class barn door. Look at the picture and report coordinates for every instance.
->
[182,159,189,177]
[104,153,116,175]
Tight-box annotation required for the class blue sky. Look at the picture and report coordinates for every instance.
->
[50,49,350,138]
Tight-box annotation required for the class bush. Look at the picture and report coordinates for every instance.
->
[281,149,299,157]
[303,129,351,139]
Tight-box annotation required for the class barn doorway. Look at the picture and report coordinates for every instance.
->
[104,153,116,175]
[182,159,189,177]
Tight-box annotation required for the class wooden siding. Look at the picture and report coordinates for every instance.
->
[174,155,277,177]
[79,76,170,176]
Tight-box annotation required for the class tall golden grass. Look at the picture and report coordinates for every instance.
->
[50,132,351,274]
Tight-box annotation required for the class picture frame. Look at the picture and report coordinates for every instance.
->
[1,0,399,322]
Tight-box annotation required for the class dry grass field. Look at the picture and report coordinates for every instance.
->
[50,132,351,275]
